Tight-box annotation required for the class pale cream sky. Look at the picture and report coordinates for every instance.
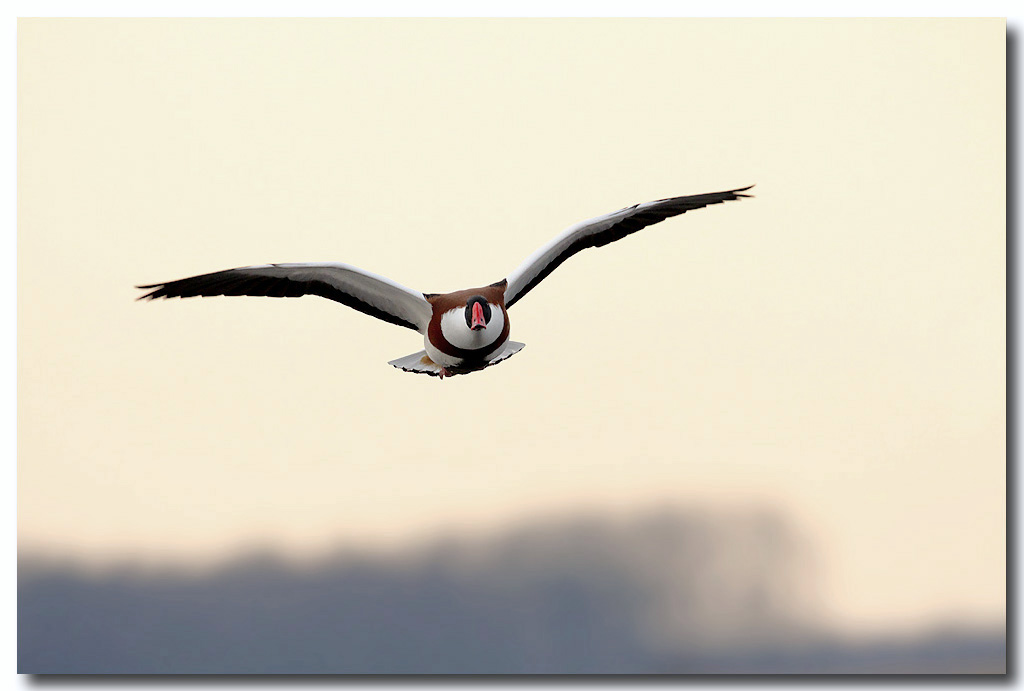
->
[18,18,1004,635]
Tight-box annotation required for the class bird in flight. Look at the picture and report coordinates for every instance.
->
[138,186,752,378]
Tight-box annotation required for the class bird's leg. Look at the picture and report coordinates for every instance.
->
[439,367,450,379]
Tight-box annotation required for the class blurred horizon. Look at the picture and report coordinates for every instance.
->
[17,494,1007,642]
[19,504,1005,674]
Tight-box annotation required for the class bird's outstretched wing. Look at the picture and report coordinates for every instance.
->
[502,186,753,309]
[137,262,433,332]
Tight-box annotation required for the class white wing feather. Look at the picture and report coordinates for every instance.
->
[502,187,753,308]
[138,261,433,333]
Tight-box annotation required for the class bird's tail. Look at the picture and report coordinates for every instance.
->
[388,341,526,377]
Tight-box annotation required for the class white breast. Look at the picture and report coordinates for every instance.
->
[439,305,505,351]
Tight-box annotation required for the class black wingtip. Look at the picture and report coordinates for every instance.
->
[135,284,164,301]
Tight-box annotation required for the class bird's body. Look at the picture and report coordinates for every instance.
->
[421,283,511,373]
[138,186,752,377]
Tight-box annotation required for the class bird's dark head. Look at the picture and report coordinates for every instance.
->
[465,295,492,330]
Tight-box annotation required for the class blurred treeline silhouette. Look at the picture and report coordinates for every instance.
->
[18,507,1005,674]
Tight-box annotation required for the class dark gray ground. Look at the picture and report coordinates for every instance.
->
[19,508,1006,674]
